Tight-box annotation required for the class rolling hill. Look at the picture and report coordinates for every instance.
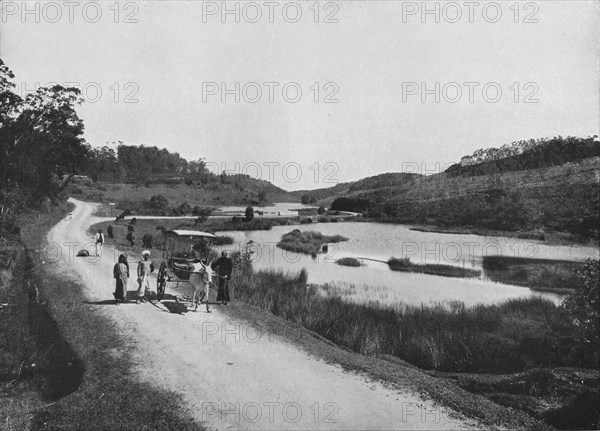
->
[294,136,600,240]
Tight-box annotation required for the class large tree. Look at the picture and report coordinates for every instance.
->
[0,59,89,202]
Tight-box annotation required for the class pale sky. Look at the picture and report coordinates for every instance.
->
[2,1,598,190]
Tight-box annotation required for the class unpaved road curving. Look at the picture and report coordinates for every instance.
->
[47,198,479,430]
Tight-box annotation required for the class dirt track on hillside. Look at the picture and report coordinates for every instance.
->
[46,198,478,430]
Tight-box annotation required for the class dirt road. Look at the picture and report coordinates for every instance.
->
[46,198,478,430]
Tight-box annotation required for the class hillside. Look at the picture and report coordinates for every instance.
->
[305,137,600,241]
[67,175,298,213]
[291,172,423,203]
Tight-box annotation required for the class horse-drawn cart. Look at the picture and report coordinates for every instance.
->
[156,230,216,302]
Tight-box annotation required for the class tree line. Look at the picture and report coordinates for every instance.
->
[446,136,600,177]
[83,144,210,184]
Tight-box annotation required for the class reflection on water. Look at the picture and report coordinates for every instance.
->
[216,218,599,307]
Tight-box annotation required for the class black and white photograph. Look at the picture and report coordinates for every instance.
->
[0,1,599,429]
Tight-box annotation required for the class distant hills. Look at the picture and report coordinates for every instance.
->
[293,136,600,239]
[290,172,423,204]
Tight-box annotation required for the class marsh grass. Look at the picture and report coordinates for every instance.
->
[483,256,583,293]
[277,230,348,255]
[388,257,481,278]
[231,270,593,373]
[335,257,362,267]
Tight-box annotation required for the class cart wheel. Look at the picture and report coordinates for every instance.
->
[157,262,167,301]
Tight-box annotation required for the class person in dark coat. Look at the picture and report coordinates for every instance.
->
[211,251,233,305]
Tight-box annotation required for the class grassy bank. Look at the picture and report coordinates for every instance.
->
[388,257,481,278]
[228,267,599,429]
[231,269,596,373]
[483,256,584,293]
[277,229,348,255]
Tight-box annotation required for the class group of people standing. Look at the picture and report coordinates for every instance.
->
[112,250,155,304]
[112,249,233,307]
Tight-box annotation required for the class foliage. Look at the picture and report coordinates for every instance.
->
[562,259,600,365]
[299,193,317,204]
[178,202,192,214]
[446,136,600,177]
[192,206,213,224]
[147,195,170,211]
[0,180,23,232]
[330,197,371,213]
[0,59,89,206]
[257,188,267,202]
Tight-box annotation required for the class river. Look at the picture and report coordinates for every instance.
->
[215,218,599,307]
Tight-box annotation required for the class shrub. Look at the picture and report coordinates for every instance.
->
[562,259,600,366]
[178,202,192,214]
[148,195,169,211]
[245,206,254,221]
[193,207,213,224]
[336,257,362,267]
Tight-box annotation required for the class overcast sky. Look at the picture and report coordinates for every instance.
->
[2,1,598,190]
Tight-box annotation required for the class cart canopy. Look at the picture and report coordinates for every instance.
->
[164,230,216,238]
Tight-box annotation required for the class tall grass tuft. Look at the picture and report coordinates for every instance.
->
[387,257,481,278]
[277,230,348,255]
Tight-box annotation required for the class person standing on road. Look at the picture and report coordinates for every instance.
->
[136,250,154,303]
[211,251,233,305]
[95,229,104,256]
[113,254,129,305]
